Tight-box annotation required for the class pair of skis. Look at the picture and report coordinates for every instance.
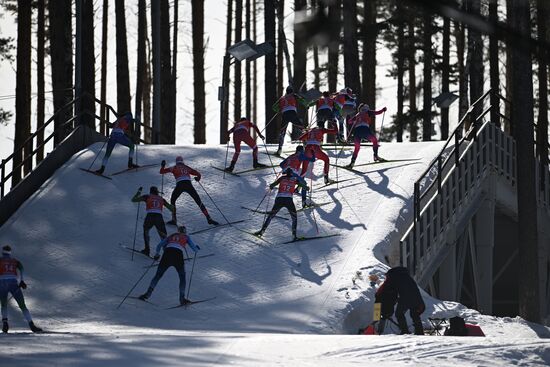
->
[240,201,331,216]
[80,163,157,180]
[240,229,340,246]
[210,164,277,177]
[125,295,216,309]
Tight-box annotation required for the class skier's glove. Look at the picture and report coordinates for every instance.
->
[161,160,166,167]
[259,134,265,140]
[269,184,276,190]
[194,176,201,182]
[382,107,387,112]
[19,281,27,290]
[153,254,160,261]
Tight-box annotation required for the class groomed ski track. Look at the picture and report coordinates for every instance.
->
[1,142,549,366]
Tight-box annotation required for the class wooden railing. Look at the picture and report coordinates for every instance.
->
[0,93,166,199]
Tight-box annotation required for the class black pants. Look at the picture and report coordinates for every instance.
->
[171,180,208,217]
[261,197,297,235]
[316,109,334,125]
[147,248,186,299]
[278,111,303,149]
[395,302,424,335]
[143,213,167,249]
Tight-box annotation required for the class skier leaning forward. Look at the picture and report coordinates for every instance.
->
[160,156,219,226]
[254,168,309,240]
[95,112,138,175]
[225,117,267,172]
[298,120,338,184]
[139,226,200,305]
[346,104,387,169]
[0,245,42,333]
[279,145,315,207]
[131,186,175,257]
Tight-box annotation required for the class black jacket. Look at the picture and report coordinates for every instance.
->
[376,267,425,310]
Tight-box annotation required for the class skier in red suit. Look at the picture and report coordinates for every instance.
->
[225,117,267,172]
[298,120,338,184]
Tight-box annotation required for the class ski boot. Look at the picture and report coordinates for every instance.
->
[275,147,282,157]
[253,159,267,169]
[292,231,298,242]
[224,161,236,172]
[128,158,139,169]
[2,318,8,333]
[29,321,43,333]
[140,247,150,257]
[180,297,191,306]
[345,158,356,169]
[94,165,105,175]
[139,288,153,301]
[207,216,219,225]
[253,229,265,237]
[324,174,331,185]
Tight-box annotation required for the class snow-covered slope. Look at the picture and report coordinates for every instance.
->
[1,142,549,366]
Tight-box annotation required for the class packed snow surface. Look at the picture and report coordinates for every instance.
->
[1,142,549,366]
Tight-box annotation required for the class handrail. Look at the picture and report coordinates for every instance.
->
[0,93,165,199]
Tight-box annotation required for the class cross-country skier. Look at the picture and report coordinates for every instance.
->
[334,88,357,142]
[345,104,387,168]
[272,86,309,156]
[371,267,425,335]
[279,145,316,206]
[254,168,309,240]
[95,112,138,175]
[131,186,175,256]
[160,156,219,226]
[139,226,200,305]
[0,245,42,333]
[298,120,338,184]
[225,117,267,172]
[313,91,336,127]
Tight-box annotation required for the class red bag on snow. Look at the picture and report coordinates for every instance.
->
[465,324,485,337]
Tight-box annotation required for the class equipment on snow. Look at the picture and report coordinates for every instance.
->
[165,296,217,309]
[79,167,113,180]
[281,233,340,244]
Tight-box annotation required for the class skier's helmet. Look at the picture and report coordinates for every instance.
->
[175,156,184,164]
[346,87,353,95]
[124,111,133,121]
[322,91,330,98]
[239,117,247,122]
[177,225,187,234]
[2,245,11,255]
[339,88,347,94]
[295,145,304,153]
[149,186,159,195]
[360,104,370,112]
[284,167,293,176]
[317,119,325,127]
[286,86,294,94]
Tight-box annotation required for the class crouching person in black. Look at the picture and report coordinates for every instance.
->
[371,266,425,335]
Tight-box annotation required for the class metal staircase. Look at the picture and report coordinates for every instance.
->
[399,90,550,315]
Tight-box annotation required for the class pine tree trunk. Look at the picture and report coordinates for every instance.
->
[536,0,548,168]
[343,1,361,98]
[160,0,173,143]
[36,0,45,162]
[100,0,109,135]
[192,0,205,143]
[276,0,285,139]
[49,0,73,145]
[13,0,32,184]
[265,0,277,143]
[221,0,233,143]
[441,17,450,140]
[396,1,405,142]
[489,0,500,127]
[408,18,418,141]
[115,0,131,115]
[510,0,540,323]
[171,0,179,141]
[422,11,432,141]
[293,0,307,139]
[455,8,468,131]
[234,0,242,122]
[252,0,258,134]
[81,0,95,129]
[245,0,251,122]
[505,0,513,135]
[135,0,147,142]
[143,35,152,143]
[362,0,375,128]
[327,0,340,93]
[467,0,484,124]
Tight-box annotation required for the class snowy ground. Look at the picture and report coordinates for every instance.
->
[1,142,549,366]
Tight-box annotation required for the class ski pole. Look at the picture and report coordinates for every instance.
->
[260,137,278,176]
[86,139,108,171]
[161,172,164,195]
[185,251,198,300]
[223,138,230,180]
[117,258,156,309]
[252,189,270,214]
[197,181,232,225]
[131,200,141,261]
[309,176,319,234]
[259,112,280,135]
